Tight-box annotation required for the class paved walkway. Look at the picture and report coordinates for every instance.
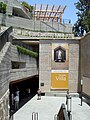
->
[13,95,90,120]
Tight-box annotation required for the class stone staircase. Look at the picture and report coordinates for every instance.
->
[0,26,12,51]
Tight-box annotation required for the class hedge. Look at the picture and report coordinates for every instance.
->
[16,45,38,58]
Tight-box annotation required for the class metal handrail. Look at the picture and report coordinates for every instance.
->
[32,112,38,120]
[54,114,59,120]
[57,104,69,120]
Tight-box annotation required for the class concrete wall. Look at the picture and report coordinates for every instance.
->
[1,0,21,8]
[10,44,38,82]
[39,40,51,92]
[0,42,38,119]
[0,13,73,34]
[0,42,11,98]
[69,44,79,92]
[39,39,79,93]
[0,42,11,120]
[0,26,12,51]
[0,90,9,120]
[13,27,74,39]
[80,33,90,97]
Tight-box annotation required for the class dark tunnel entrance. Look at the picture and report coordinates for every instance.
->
[9,75,39,115]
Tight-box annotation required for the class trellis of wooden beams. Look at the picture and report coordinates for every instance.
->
[34,4,66,23]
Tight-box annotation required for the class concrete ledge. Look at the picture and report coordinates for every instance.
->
[45,92,79,97]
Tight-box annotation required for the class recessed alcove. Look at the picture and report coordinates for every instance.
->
[54,46,66,62]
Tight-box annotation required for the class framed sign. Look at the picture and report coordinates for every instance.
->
[51,43,69,89]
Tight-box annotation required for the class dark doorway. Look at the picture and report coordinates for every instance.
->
[9,75,39,115]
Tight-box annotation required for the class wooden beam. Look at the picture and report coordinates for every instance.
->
[34,4,36,19]
[43,4,48,21]
[39,4,42,17]
[60,13,62,23]
[34,15,58,18]
[34,4,66,22]
[34,4,36,15]
[35,10,63,13]
[63,5,66,12]
[48,5,54,20]
[52,5,60,21]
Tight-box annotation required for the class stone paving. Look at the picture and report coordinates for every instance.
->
[13,95,90,120]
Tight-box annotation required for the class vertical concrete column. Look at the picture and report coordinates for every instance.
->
[69,44,79,92]
[39,40,51,92]
[6,0,12,16]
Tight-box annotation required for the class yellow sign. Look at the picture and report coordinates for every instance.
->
[51,73,68,89]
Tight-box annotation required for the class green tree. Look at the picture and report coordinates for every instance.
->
[0,2,7,14]
[21,1,33,13]
[73,0,90,36]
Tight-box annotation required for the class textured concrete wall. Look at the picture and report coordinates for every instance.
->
[0,42,38,119]
[39,39,79,93]
[0,42,11,98]
[1,0,21,8]
[10,44,38,82]
[0,90,9,120]
[13,27,74,39]
[80,33,90,97]
[39,41,51,92]
[0,14,3,25]
[64,24,72,33]
[69,44,79,92]
[0,42,11,120]
[0,13,73,34]
[0,26,12,51]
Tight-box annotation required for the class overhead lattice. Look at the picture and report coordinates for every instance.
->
[33,4,66,23]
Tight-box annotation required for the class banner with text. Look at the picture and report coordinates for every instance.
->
[51,70,68,89]
[51,43,69,89]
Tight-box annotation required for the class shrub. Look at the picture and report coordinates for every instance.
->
[0,2,7,14]
[16,45,38,58]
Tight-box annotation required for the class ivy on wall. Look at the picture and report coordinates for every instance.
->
[16,45,38,58]
[0,2,7,14]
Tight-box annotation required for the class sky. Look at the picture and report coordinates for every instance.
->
[23,0,79,25]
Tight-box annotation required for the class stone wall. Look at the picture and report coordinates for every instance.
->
[80,33,90,97]
[39,39,79,93]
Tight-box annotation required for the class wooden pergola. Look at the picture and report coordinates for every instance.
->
[34,4,66,23]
